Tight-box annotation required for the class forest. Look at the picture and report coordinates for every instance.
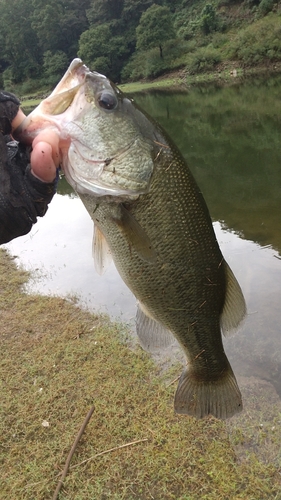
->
[1,0,281,94]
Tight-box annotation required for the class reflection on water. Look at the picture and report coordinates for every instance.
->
[133,77,281,253]
[4,78,281,451]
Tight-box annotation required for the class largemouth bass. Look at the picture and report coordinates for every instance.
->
[15,59,246,419]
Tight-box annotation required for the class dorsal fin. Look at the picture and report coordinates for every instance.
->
[220,261,247,337]
[92,224,112,275]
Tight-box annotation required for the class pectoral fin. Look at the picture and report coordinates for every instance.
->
[220,261,247,337]
[112,204,157,263]
[92,224,112,275]
[136,302,175,351]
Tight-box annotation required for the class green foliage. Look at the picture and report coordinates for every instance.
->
[31,0,90,59]
[92,56,111,76]
[86,0,125,24]
[177,20,200,41]
[258,0,275,14]
[122,0,156,26]
[227,14,281,65]
[187,45,222,74]
[78,23,130,81]
[136,4,176,57]
[200,4,222,35]
[2,68,14,91]
[122,39,188,80]
[78,24,112,64]
[0,0,281,89]
[0,0,41,83]
[43,50,69,86]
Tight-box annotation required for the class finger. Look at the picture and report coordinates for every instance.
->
[32,129,60,167]
[30,141,57,183]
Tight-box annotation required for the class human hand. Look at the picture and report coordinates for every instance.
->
[12,110,60,183]
[0,93,58,244]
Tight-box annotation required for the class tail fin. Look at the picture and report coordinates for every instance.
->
[174,362,242,419]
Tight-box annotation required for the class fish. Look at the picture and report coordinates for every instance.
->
[15,59,247,419]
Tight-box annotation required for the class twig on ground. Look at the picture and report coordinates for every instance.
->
[166,375,180,387]
[52,405,95,500]
[70,438,149,470]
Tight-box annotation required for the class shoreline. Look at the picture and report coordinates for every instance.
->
[1,246,281,498]
[21,62,281,109]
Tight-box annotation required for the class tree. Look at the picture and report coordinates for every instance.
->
[86,0,124,25]
[43,50,69,85]
[0,0,41,82]
[200,4,220,35]
[136,4,175,58]
[122,0,155,25]
[31,0,90,59]
[78,24,130,81]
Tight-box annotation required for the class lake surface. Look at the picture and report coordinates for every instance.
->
[5,76,281,417]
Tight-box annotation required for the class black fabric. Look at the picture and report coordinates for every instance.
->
[0,94,56,244]
[0,94,19,136]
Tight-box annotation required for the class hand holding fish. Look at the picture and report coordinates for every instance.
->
[0,91,58,244]
[29,129,60,183]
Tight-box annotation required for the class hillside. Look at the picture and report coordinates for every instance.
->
[0,0,281,94]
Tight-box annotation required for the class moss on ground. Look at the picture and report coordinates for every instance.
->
[1,248,281,499]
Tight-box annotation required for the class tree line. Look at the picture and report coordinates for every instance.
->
[0,0,280,92]
[0,0,180,88]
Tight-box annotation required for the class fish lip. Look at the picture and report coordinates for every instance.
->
[63,58,90,85]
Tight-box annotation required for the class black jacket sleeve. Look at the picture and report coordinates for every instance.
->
[0,92,57,244]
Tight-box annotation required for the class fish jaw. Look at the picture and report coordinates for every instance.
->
[13,59,90,145]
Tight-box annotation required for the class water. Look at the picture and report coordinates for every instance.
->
[4,77,281,434]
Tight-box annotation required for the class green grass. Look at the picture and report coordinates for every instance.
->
[119,77,185,93]
[1,248,281,499]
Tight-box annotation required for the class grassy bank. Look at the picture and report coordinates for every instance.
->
[1,247,281,499]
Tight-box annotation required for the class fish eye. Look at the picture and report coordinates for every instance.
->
[97,91,118,111]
